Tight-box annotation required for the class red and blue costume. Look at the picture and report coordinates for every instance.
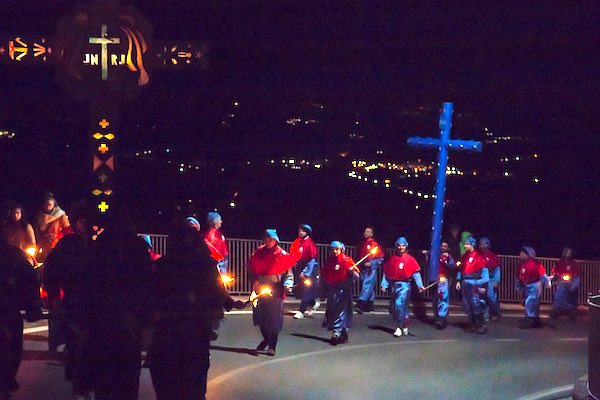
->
[457,249,489,325]
[290,235,319,309]
[357,238,385,310]
[434,253,455,322]
[204,228,229,274]
[381,246,423,330]
[516,247,550,323]
[248,240,294,352]
[551,257,580,317]
[480,247,501,318]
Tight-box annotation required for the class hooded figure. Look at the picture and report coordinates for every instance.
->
[381,237,424,337]
[456,236,490,334]
[516,246,550,328]
[290,224,320,319]
[550,247,580,319]
[321,241,358,345]
[247,229,294,356]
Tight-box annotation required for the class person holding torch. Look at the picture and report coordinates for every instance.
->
[516,246,551,329]
[381,237,425,337]
[290,224,320,319]
[433,241,455,329]
[321,241,358,345]
[549,247,580,320]
[356,226,385,313]
[248,229,294,356]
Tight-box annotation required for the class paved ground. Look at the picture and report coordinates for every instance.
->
[14,302,588,400]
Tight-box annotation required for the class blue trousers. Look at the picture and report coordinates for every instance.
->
[326,285,353,335]
[217,258,229,275]
[358,258,383,303]
[434,280,449,319]
[461,281,486,317]
[553,276,580,312]
[389,281,412,327]
[518,281,542,318]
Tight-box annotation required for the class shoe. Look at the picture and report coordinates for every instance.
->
[339,330,348,344]
[307,301,321,316]
[366,301,374,312]
[267,347,276,356]
[209,330,218,341]
[393,327,403,337]
[402,327,409,336]
[257,339,269,351]
[435,318,446,330]
[293,311,304,319]
[330,334,340,345]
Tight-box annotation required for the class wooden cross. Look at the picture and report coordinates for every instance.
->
[407,102,482,281]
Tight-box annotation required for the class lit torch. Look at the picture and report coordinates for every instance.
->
[248,286,273,307]
[561,274,571,282]
[439,275,447,283]
[24,246,41,268]
[303,278,312,287]
[221,274,235,286]
[349,246,380,273]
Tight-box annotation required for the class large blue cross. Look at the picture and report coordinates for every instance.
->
[407,102,482,281]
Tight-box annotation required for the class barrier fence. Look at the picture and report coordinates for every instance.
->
[141,234,599,305]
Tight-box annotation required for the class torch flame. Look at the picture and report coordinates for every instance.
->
[303,279,312,287]
[439,275,447,283]
[25,247,37,257]
[259,287,272,296]
[456,261,462,267]
[370,246,379,255]
[562,274,571,282]
[221,274,234,285]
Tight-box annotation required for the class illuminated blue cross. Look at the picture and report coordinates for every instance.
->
[407,102,482,281]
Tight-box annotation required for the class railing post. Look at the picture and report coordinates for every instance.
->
[589,294,600,399]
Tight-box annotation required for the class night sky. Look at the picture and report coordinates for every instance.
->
[0,1,598,258]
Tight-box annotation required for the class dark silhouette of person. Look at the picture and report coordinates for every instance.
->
[0,234,42,399]
[149,222,244,400]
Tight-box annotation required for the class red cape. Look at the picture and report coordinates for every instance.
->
[383,252,420,281]
[322,253,356,285]
[248,245,295,276]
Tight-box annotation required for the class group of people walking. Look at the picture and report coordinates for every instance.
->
[0,194,584,400]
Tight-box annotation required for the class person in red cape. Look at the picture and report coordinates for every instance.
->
[247,229,294,356]
[478,237,501,321]
[550,247,581,319]
[290,224,320,319]
[321,241,358,345]
[516,246,550,329]
[203,212,229,274]
[456,236,490,334]
[381,237,424,337]
[356,226,385,313]
[433,241,456,329]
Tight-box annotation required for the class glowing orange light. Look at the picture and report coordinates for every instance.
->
[370,246,379,255]
[259,287,272,297]
[456,261,462,267]
[562,274,571,282]
[25,246,37,257]
[221,274,235,285]
[439,275,447,283]
[303,279,312,287]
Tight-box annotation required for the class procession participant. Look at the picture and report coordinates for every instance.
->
[456,236,490,334]
[321,241,358,345]
[381,237,424,337]
[433,241,455,329]
[1,203,36,254]
[150,221,245,400]
[290,224,320,319]
[34,192,70,263]
[42,203,94,398]
[516,246,551,329]
[478,237,501,321]
[248,229,294,356]
[549,247,580,320]
[203,212,229,274]
[355,226,385,313]
[459,230,473,256]
[0,234,41,399]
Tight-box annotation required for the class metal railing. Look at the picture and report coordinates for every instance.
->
[141,234,599,305]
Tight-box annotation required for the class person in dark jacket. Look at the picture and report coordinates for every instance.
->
[0,235,42,400]
[150,222,245,400]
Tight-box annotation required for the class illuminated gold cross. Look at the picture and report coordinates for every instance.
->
[89,25,120,81]
[99,119,110,129]
[98,201,109,213]
[98,143,109,154]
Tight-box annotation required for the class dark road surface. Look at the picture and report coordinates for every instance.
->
[15,306,587,400]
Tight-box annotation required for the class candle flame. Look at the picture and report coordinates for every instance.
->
[562,274,571,282]
[25,247,37,257]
